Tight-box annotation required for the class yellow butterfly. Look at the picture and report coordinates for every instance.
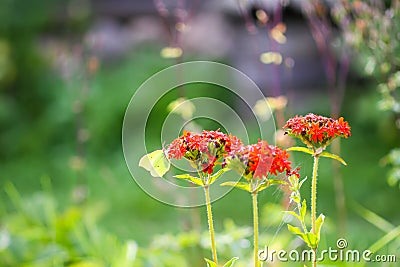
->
[139,150,171,177]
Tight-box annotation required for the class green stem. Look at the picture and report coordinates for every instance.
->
[252,192,259,267]
[204,185,218,264]
[311,155,320,267]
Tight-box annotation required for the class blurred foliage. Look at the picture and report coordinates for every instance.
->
[0,182,341,267]
[332,0,400,188]
[332,0,400,82]
[0,180,269,267]
[381,148,400,188]
[0,181,138,267]
[0,0,64,159]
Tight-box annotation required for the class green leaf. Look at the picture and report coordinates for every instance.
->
[289,191,300,203]
[139,150,171,177]
[268,179,287,186]
[223,257,239,267]
[288,224,309,245]
[256,182,269,193]
[174,174,204,186]
[320,151,347,165]
[257,179,286,193]
[284,211,301,221]
[305,232,318,249]
[288,147,347,165]
[287,224,303,236]
[300,199,307,221]
[314,214,325,242]
[204,258,217,267]
[298,177,307,189]
[287,224,318,249]
[287,146,314,155]
[288,175,298,189]
[220,181,251,192]
[209,168,230,185]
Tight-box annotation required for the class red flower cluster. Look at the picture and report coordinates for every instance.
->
[166,129,298,178]
[246,140,273,179]
[283,113,351,149]
[270,145,300,178]
[224,140,298,180]
[166,130,242,174]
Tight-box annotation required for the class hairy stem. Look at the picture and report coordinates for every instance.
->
[204,185,218,264]
[311,155,320,267]
[252,192,259,267]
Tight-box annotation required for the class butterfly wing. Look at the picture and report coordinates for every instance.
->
[139,150,171,177]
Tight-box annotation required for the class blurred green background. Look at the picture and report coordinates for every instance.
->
[1,0,399,266]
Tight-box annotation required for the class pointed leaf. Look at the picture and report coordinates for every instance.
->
[284,211,301,221]
[174,174,204,186]
[288,225,317,249]
[292,196,301,204]
[288,175,298,189]
[287,224,303,236]
[268,179,287,186]
[209,168,229,185]
[298,177,307,189]
[257,179,286,193]
[300,199,307,221]
[256,182,269,193]
[287,146,314,155]
[305,232,318,249]
[204,258,218,267]
[320,151,347,165]
[314,213,325,242]
[290,192,300,204]
[223,257,239,267]
[220,181,251,192]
